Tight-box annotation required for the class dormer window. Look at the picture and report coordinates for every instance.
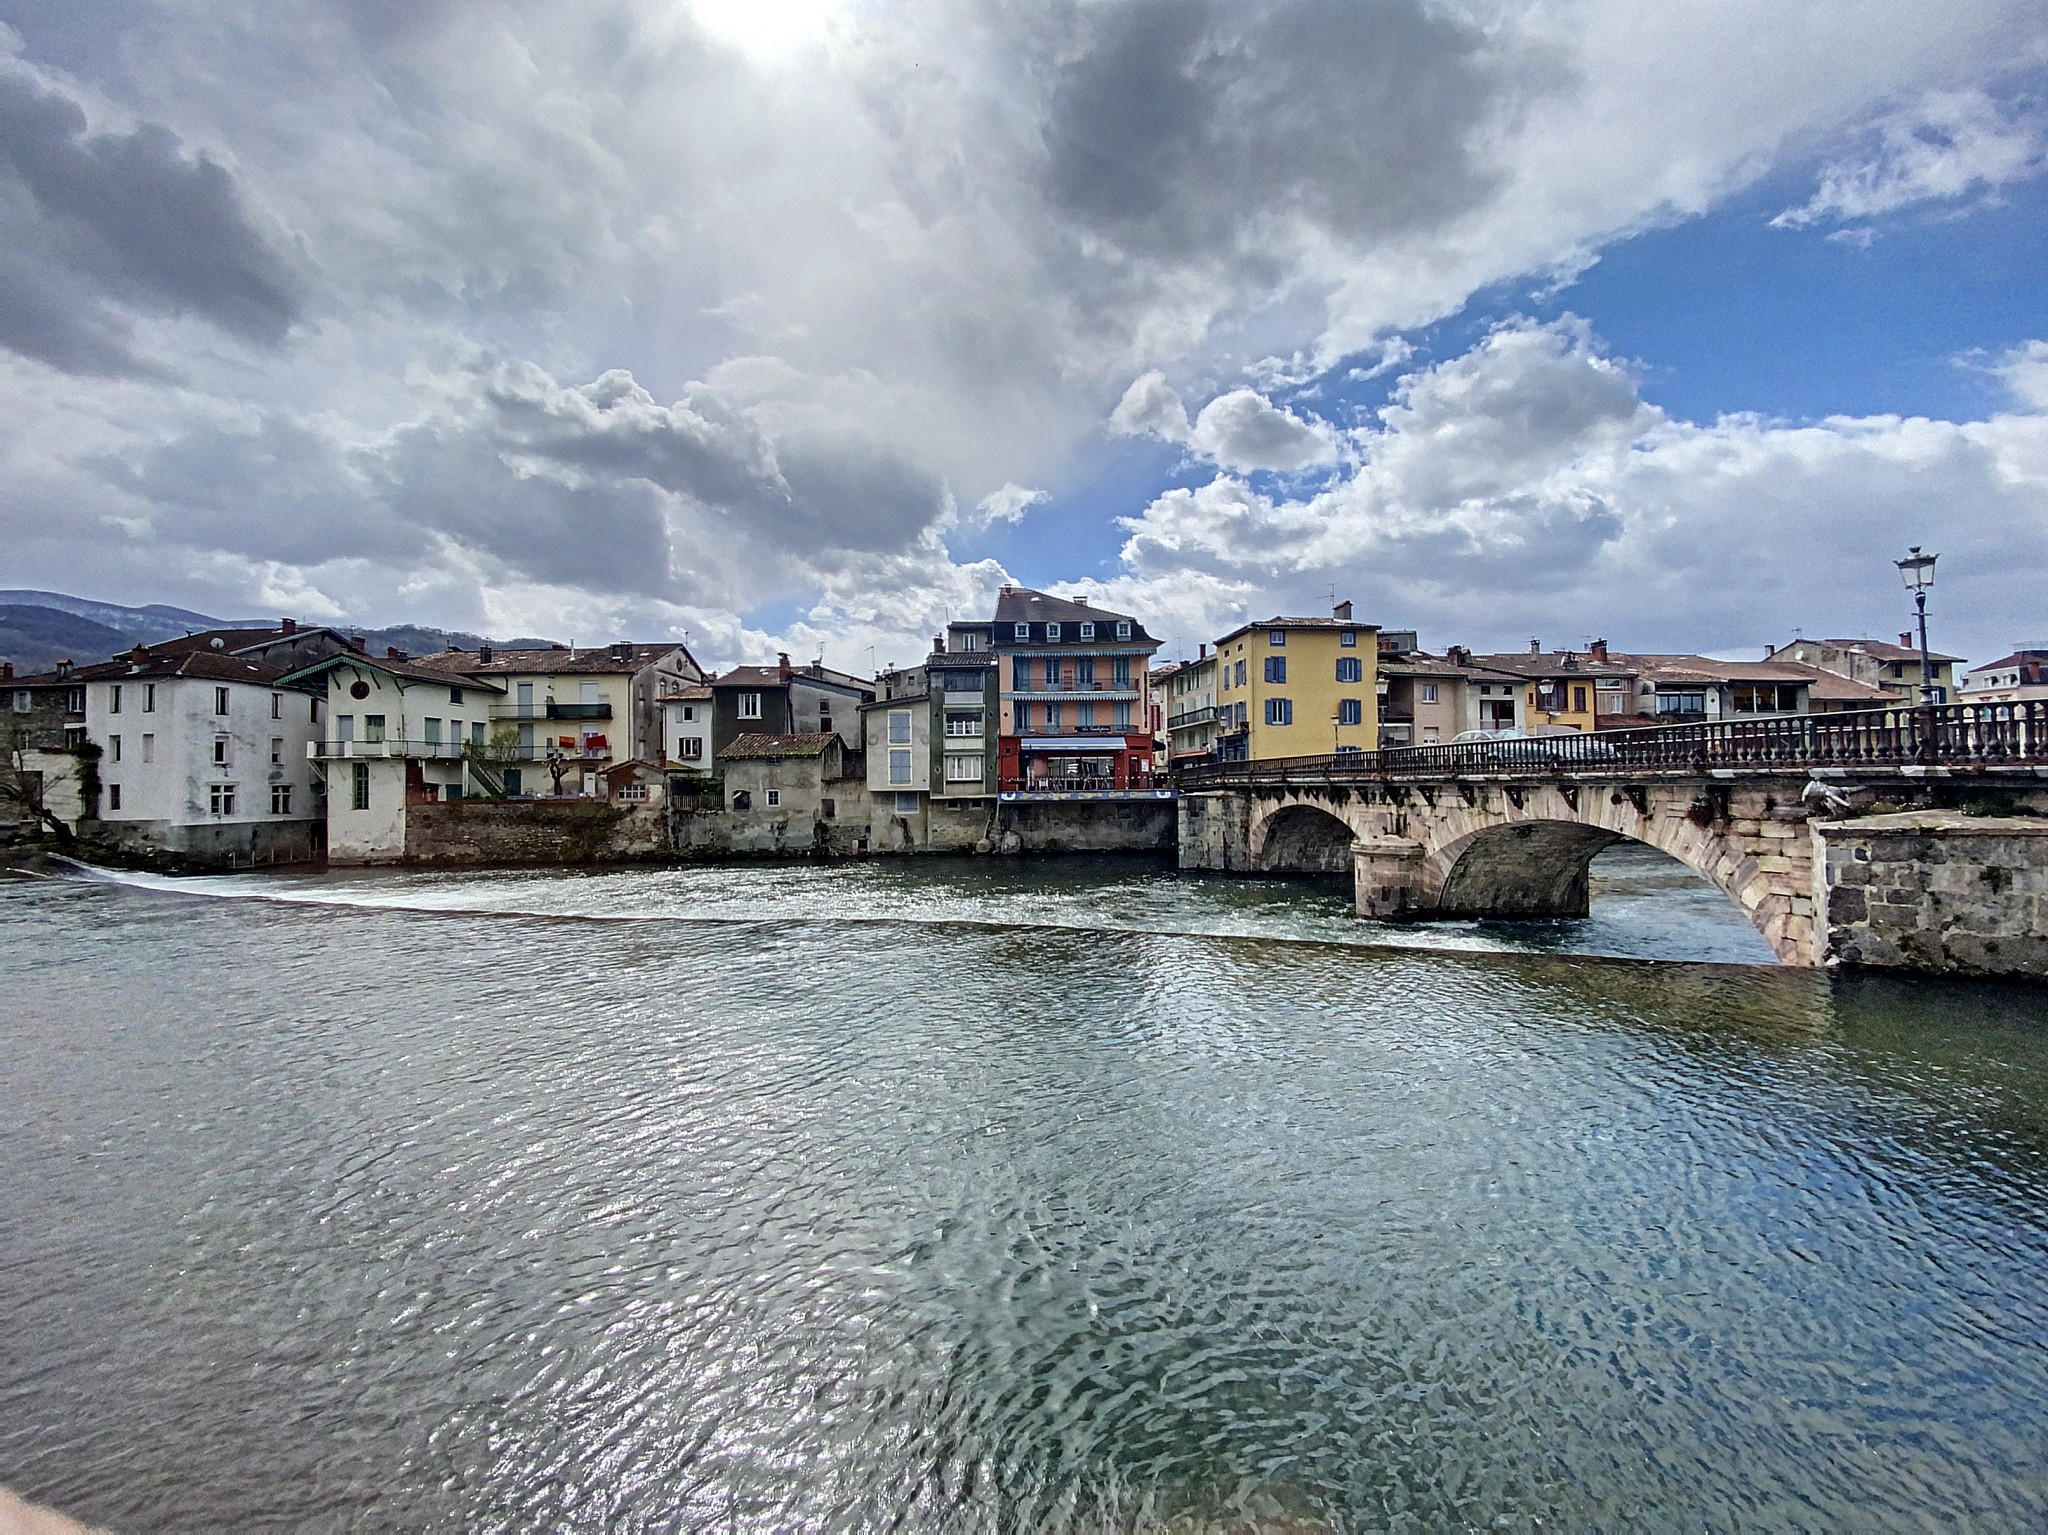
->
[1014,623,1029,641]
[1079,622,1094,640]
[1115,622,1131,640]
[1047,622,1061,641]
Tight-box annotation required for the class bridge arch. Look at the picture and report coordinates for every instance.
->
[1250,801,1359,874]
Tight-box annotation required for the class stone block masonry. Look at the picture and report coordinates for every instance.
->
[404,799,669,865]
[1817,814,2048,977]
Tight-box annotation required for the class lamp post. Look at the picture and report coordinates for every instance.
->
[1895,546,1939,706]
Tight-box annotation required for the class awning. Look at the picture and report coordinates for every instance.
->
[1017,737,1134,750]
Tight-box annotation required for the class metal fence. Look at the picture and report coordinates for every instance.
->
[1174,701,2048,787]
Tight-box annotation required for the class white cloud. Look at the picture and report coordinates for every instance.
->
[973,482,1047,525]
[1111,318,2048,660]
[1775,87,2048,230]
[1110,372,1337,473]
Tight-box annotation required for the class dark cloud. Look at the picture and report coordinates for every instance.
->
[1042,0,1524,260]
[0,68,302,374]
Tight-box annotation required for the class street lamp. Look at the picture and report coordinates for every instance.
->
[1895,546,1939,706]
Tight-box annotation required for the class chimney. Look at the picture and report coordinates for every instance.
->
[1762,642,1774,658]
[350,634,367,653]
[1448,645,1471,667]
[932,634,945,654]
[1198,642,1207,658]
[280,617,297,635]
[1,662,11,680]
[1333,599,1353,621]
[386,646,406,660]
[1529,637,1542,655]
[1590,638,1608,663]
[1900,632,1913,650]
[129,644,150,671]
[778,652,793,682]
[478,644,493,664]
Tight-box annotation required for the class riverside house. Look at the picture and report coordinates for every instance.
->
[859,624,1001,844]
[1211,602,1379,761]
[709,656,874,761]
[994,587,1160,791]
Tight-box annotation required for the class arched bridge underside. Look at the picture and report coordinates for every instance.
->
[1190,779,1820,963]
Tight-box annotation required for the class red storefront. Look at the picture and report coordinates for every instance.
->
[998,733,1156,791]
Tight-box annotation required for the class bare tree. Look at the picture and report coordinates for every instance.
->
[462,725,526,799]
[0,741,78,844]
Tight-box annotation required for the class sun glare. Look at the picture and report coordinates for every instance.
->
[689,0,845,61]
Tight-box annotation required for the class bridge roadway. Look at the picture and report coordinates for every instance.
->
[1174,702,2048,974]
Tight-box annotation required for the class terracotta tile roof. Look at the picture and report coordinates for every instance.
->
[658,683,714,702]
[417,642,697,676]
[8,650,303,686]
[275,652,507,691]
[721,731,839,760]
[714,664,873,692]
[1810,637,1965,663]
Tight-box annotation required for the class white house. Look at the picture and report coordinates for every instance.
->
[78,646,327,865]
[662,682,714,771]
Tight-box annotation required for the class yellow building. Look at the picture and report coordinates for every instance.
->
[1212,604,1380,761]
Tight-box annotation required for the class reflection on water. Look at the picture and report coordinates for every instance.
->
[3,859,2046,1530]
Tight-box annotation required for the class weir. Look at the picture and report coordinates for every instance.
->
[1178,702,2048,976]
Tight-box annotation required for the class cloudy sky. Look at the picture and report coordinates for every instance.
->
[1,0,2044,670]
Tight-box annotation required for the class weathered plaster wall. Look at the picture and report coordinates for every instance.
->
[1817,814,2048,976]
[404,799,668,864]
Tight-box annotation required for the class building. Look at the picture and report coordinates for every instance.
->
[709,655,874,762]
[1462,640,1638,734]
[860,627,1000,828]
[6,645,328,865]
[1767,636,1964,705]
[994,587,1161,790]
[1612,655,1820,723]
[1211,601,1379,761]
[1377,648,1531,745]
[661,682,715,771]
[1960,647,2048,704]
[280,649,508,861]
[415,641,702,795]
[1159,651,1219,764]
[711,731,864,850]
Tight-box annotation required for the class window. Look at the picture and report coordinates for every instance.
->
[1113,656,1131,687]
[765,789,781,807]
[270,737,284,765]
[737,692,762,720]
[209,783,236,815]
[271,784,292,815]
[351,762,370,809]
[144,684,155,712]
[1044,701,1062,729]
[214,686,231,715]
[64,687,85,714]
[1656,691,1708,716]
[579,681,600,705]
[945,710,982,736]
[9,689,26,713]
[1891,663,1905,679]
[896,792,919,813]
[888,710,912,744]
[889,748,912,784]
[109,685,122,714]
[680,704,696,722]
[424,718,442,745]
[1269,630,1287,646]
[503,768,522,797]
[213,735,231,765]
[678,737,703,760]
[1115,621,1130,640]
[731,789,752,810]
[271,692,282,719]
[1264,656,1287,684]
[945,754,984,781]
[471,721,486,746]
[1079,622,1094,639]
[820,797,836,818]
[1730,684,1798,714]
[1419,683,1438,704]
[1341,630,1357,647]
[1573,686,1587,712]
[1335,657,1363,683]
[109,734,122,762]
[363,714,386,743]
[1016,702,1031,730]
[1014,622,1030,640]
[1338,698,1363,726]
[450,687,465,705]
[107,784,121,811]
[1234,660,1247,688]
[141,734,154,763]
[1077,701,1096,727]
[1266,697,1293,726]
[311,697,322,724]
[1077,657,1096,686]
[1047,622,1061,640]
[1113,700,1132,729]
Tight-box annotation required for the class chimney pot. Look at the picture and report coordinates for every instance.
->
[1530,637,1541,654]
[1333,599,1353,621]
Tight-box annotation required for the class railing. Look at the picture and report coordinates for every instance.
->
[311,739,612,763]
[490,702,614,720]
[1003,772,1163,793]
[1168,706,1216,729]
[1174,702,2048,787]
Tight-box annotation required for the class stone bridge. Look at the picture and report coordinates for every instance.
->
[1176,703,2048,975]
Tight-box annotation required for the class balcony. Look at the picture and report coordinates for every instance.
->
[1168,706,1216,729]
[491,702,614,720]
[310,738,470,761]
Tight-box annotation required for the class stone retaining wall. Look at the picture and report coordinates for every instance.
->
[404,799,669,865]
[1817,813,2048,976]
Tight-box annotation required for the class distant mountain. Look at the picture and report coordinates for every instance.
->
[0,590,561,673]
[0,605,139,676]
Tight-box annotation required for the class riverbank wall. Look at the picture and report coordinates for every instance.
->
[1816,813,2048,976]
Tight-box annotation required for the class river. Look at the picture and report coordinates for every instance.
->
[4,849,2047,1530]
